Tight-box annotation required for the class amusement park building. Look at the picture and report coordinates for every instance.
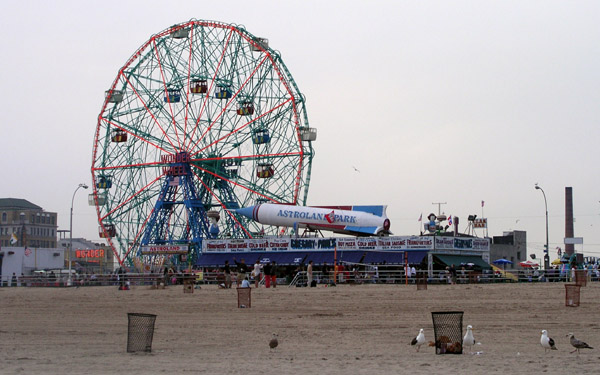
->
[57,237,115,274]
[196,233,493,274]
[489,230,527,270]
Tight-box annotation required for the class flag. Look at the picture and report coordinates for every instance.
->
[325,210,335,224]
[418,213,422,222]
[24,247,32,257]
[448,215,452,226]
[10,233,18,245]
[481,200,485,207]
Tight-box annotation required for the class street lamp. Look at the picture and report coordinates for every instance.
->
[69,183,88,286]
[534,184,550,272]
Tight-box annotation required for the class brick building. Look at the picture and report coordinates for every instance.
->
[0,198,58,248]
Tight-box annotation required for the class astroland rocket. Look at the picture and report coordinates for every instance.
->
[233,203,391,236]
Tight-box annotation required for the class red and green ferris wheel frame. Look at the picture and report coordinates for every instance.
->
[91,20,315,266]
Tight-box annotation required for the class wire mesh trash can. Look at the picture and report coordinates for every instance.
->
[237,287,251,308]
[431,311,464,354]
[416,273,427,290]
[575,270,587,287]
[565,284,581,307]
[183,277,194,293]
[127,313,157,353]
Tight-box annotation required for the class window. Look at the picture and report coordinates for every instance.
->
[517,252,521,260]
[1,212,6,222]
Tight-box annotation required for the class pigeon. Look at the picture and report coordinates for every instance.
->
[567,333,593,354]
[269,333,279,351]
[540,330,557,352]
[410,329,426,352]
[463,325,476,354]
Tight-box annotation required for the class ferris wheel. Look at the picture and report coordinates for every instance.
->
[90,20,316,266]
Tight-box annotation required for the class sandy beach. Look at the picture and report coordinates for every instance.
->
[1,282,598,374]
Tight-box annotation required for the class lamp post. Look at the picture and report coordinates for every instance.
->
[69,183,88,286]
[534,184,550,272]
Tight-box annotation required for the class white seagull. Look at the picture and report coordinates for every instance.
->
[540,330,557,352]
[463,325,476,354]
[410,328,426,352]
[567,333,593,354]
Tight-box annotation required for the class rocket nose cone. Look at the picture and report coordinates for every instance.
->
[233,206,256,219]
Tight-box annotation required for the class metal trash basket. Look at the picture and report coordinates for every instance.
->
[575,270,587,287]
[431,311,464,354]
[183,278,194,294]
[565,284,581,307]
[237,287,251,308]
[127,313,157,353]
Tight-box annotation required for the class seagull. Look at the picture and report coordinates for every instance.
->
[352,166,360,173]
[463,325,476,354]
[567,333,593,354]
[410,328,426,352]
[540,330,557,352]
[269,333,279,351]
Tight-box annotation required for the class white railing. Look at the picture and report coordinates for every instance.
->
[4,269,598,287]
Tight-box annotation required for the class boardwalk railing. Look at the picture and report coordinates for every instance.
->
[3,269,599,287]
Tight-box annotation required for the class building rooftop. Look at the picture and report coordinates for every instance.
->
[0,198,43,210]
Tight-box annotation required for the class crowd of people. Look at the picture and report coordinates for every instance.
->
[216,258,280,288]
[207,260,421,287]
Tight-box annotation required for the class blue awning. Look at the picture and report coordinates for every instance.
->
[363,250,427,265]
[196,250,367,267]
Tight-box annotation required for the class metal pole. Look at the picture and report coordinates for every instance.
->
[535,184,550,272]
[69,183,88,286]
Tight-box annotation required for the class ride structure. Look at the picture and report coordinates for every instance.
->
[91,20,317,268]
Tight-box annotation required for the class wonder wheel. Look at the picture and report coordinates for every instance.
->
[90,20,316,267]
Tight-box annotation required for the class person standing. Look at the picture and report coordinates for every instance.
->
[224,260,232,288]
[372,264,379,284]
[233,258,248,287]
[118,267,126,289]
[263,261,273,288]
[322,262,330,284]
[163,266,169,286]
[307,260,314,287]
[252,260,262,288]
[449,264,457,285]
[270,261,278,288]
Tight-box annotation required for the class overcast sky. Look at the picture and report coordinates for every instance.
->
[2,1,599,261]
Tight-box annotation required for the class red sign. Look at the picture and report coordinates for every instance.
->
[76,249,105,258]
